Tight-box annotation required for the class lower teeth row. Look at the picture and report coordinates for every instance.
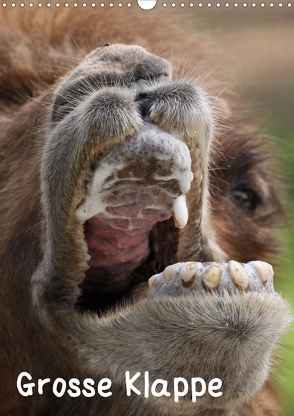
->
[148,260,275,297]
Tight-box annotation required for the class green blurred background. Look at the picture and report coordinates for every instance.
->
[187,7,294,413]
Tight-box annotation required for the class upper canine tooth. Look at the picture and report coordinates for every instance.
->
[172,213,181,228]
[163,263,180,281]
[251,261,274,286]
[202,264,222,290]
[172,195,188,229]
[228,260,249,290]
[181,262,199,288]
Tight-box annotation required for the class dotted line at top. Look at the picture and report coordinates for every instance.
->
[3,2,130,6]
[1,1,292,6]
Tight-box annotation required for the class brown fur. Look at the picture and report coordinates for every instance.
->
[0,6,291,416]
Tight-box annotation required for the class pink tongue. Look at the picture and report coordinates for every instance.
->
[83,205,171,292]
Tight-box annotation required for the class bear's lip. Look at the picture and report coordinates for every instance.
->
[76,122,194,312]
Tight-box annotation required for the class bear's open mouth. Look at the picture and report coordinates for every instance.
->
[73,120,277,314]
[75,122,194,313]
[79,214,180,312]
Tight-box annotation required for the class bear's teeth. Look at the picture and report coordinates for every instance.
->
[202,264,222,291]
[147,261,276,295]
[163,263,181,281]
[251,261,274,286]
[172,195,188,229]
[180,262,199,288]
[148,274,159,288]
[228,260,249,290]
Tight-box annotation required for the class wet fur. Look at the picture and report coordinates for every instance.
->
[0,7,291,416]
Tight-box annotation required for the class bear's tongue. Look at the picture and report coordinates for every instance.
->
[83,203,172,293]
[77,122,193,294]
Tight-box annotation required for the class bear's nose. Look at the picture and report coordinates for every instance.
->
[131,52,172,83]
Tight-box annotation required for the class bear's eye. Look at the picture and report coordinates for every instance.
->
[232,185,261,212]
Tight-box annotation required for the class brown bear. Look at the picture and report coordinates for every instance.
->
[0,6,291,416]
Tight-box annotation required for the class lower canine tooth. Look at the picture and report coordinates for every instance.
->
[251,261,274,286]
[181,262,199,288]
[202,264,222,290]
[228,260,249,290]
[148,274,159,289]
